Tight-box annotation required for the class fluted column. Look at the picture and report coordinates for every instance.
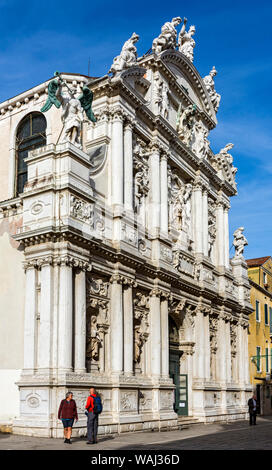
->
[123,282,134,375]
[149,144,161,237]
[224,203,230,269]
[160,154,168,235]
[38,258,54,371]
[225,319,232,383]
[110,275,123,374]
[193,309,205,379]
[23,262,37,371]
[215,198,225,268]
[149,288,161,377]
[202,189,209,257]
[124,120,134,213]
[161,294,169,377]
[74,268,87,372]
[58,258,73,371]
[192,179,203,255]
[111,110,124,209]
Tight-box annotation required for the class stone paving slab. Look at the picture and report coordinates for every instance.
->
[1,417,272,450]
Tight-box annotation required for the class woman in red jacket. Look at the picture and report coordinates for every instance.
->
[58,392,78,444]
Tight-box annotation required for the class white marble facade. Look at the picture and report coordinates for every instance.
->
[0,21,252,437]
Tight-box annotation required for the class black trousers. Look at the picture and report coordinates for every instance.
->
[87,412,98,441]
[249,411,257,425]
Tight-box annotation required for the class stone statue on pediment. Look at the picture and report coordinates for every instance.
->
[109,33,139,75]
[233,227,248,259]
[192,120,210,159]
[152,17,182,55]
[178,18,196,62]
[219,143,237,178]
[203,66,221,113]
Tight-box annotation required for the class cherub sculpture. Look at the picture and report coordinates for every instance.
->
[41,72,96,148]
[178,18,196,62]
[109,33,139,75]
[152,17,182,55]
[233,227,248,259]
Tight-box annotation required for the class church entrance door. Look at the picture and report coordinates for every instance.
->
[169,351,188,416]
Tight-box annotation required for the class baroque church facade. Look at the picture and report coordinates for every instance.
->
[0,17,252,437]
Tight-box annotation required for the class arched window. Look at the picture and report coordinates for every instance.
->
[16,112,47,195]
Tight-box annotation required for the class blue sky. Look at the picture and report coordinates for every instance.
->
[0,0,271,259]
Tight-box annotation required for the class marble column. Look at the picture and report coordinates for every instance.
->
[203,312,210,380]
[58,259,73,371]
[23,264,37,371]
[216,315,227,384]
[38,260,53,371]
[149,145,161,237]
[225,320,232,383]
[224,204,230,269]
[110,276,123,374]
[160,154,168,235]
[243,325,250,384]
[149,289,161,377]
[237,321,244,385]
[161,295,169,377]
[74,269,86,373]
[193,181,203,256]
[111,110,124,209]
[215,199,225,268]
[123,284,133,375]
[124,121,134,213]
[202,190,209,257]
[193,309,205,379]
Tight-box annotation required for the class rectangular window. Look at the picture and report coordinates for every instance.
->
[266,348,269,373]
[256,346,261,372]
[265,304,269,325]
[256,300,260,322]
[264,272,267,285]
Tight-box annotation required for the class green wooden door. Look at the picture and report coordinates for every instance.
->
[169,353,188,416]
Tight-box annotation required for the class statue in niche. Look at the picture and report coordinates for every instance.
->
[176,103,196,146]
[191,120,210,159]
[178,18,196,62]
[109,33,139,75]
[208,216,216,257]
[86,315,102,362]
[154,75,169,119]
[134,325,145,364]
[181,183,192,233]
[203,66,221,113]
[152,17,182,55]
[41,72,96,148]
[233,227,248,259]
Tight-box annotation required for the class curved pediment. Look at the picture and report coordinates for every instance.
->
[159,50,217,125]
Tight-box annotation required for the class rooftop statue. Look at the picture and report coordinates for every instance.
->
[109,33,139,75]
[176,103,196,146]
[203,66,221,113]
[233,227,248,259]
[178,17,196,62]
[41,72,96,148]
[152,17,182,55]
[219,143,237,177]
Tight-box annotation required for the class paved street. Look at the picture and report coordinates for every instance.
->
[1,416,272,450]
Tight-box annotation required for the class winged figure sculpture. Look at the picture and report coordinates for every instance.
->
[41,79,61,112]
[78,86,96,123]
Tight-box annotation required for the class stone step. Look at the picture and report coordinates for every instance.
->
[177,416,200,429]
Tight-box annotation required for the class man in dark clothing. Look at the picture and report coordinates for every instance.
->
[58,392,78,443]
[85,387,99,444]
[248,394,257,425]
